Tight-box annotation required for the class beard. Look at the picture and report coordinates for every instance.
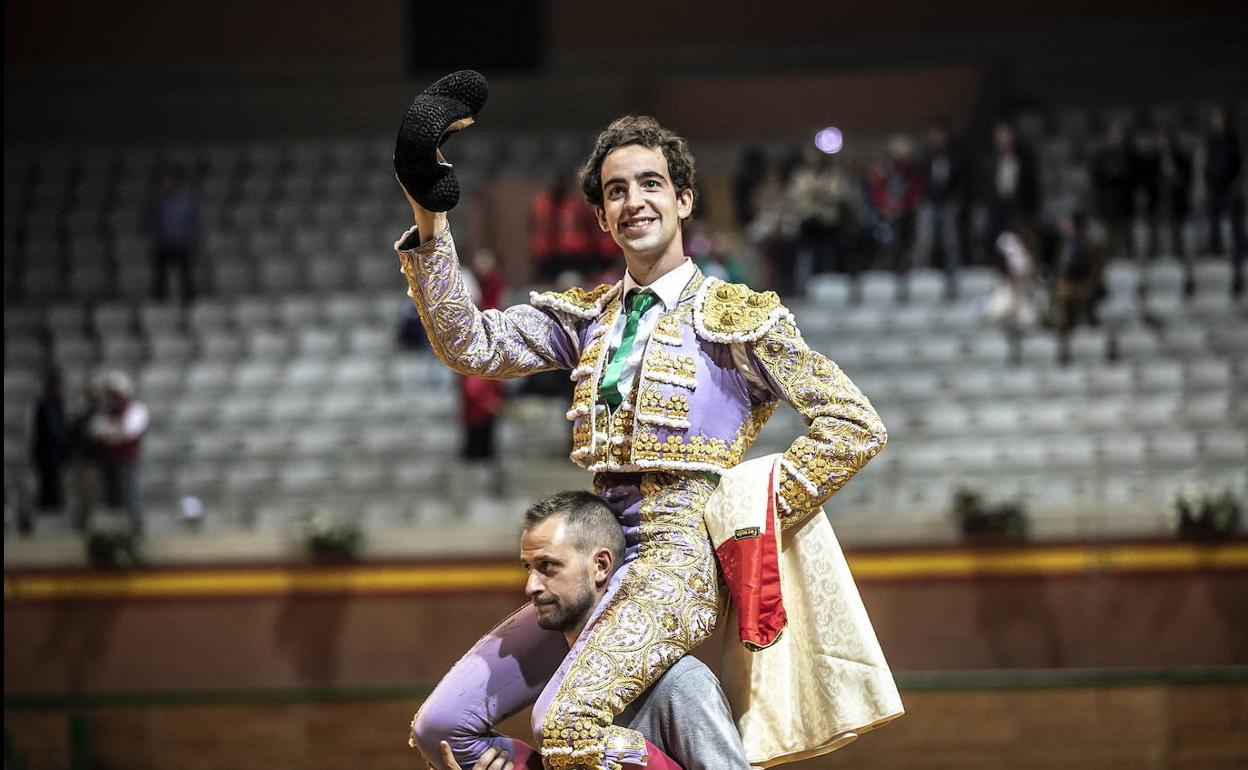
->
[533,582,596,633]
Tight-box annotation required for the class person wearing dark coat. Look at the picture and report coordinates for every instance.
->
[1050,212,1105,365]
[30,369,72,510]
[914,121,968,299]
[1203,106,1245,295]
[1091,120,1140,261]
[984,123,1040,242]
[1140,127,1195,291]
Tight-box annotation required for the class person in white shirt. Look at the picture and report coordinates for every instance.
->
[88,371,150,531]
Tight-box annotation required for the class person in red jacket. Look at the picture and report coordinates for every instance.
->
[868,136,923,298]
[459,249,508,494]
[88,371,150,531]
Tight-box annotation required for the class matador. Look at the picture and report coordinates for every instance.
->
[400,114,888,770]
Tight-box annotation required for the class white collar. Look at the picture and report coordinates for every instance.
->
[622,258,696,311]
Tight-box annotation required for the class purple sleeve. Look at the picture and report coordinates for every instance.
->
[395,226,580,377]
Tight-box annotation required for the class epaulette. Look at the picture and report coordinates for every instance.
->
[692,277,792,343]
[529,282,620,320]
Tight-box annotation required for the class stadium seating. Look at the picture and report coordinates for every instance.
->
[3,118,1245,548]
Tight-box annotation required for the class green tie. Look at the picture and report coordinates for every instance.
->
[600,290,658,410]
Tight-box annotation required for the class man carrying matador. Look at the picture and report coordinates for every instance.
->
[395,71,899,770]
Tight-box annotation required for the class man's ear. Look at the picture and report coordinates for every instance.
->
[592,547,614,587]
[595,205,610,232]
[676,187,694,221]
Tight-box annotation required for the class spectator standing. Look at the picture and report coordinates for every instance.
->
[147,164,200,304]
[1049,212,1105,365]
[1203,106,1245,296]
[732,146,767,230]
[788,146,852,280]
[458,251,507,497]
[914,121,968,300]
[89,371,150,531]
[746,167,800,297]
[30,368,71,511]
[867,136,922,299]
[1091,119,1140,262]
[1141,127,1195,294]
[530,175,601,282]
[986,227,1039,364]
[984,122,1040,243]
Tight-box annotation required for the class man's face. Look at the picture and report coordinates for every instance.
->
[596,144,693,262]
[520,516,596,633]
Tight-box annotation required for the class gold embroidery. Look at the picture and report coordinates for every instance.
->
[540,474,720,769]
[643,350,697,382]
[397,230,576,379]
[698,281,782,337]
[750,315,887,527]
[627,401,773,471]
[653,313,684,344]
[532,283,618,316]
[636,387,691,421]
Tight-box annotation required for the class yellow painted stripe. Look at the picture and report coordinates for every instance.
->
[847,542,1248,579]
[4,564,524,602]
[5,543,1247,601]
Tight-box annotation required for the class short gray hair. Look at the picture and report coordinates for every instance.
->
[524,491,625,567]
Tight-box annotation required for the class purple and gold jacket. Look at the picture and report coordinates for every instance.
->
[396,226,887,525]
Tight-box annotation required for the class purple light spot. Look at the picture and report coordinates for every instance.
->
[815,127,843,154]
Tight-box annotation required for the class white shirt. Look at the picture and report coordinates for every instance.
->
[89,401,150,445]
[606,258,698,404]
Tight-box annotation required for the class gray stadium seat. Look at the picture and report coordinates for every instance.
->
[258,258,301,293]
[295,328,339,357]
[139,303,183,336]
[5,337,47,370]
[218,397,268,426]
[277,297,320,329]
[291,425,348,457]
[185,361,232,394]
[245,329,290,359]
[189,431,241,462]
[1185,358,1232,390]
[147,330,196,364]
[241,430,291,458]
[325,295,368,327]
[233,297,274,329]
[278,460,334,495]
[198,330,245,361]
[285,358,332,390]
[99,335,145,367]
[1148,431,1199,465]
[1135,360,1183,392]
[48,304,86,338]
[170,399,218,428]
[187,300,231,334]
[334,357,384,388]
[233,361,283,394]
[93,303,135,338]
[138,363,184,399]
[51,333,96,369]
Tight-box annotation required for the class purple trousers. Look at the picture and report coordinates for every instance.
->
[410,472,720,770]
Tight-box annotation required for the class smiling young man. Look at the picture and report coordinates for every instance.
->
[398,116,888,770]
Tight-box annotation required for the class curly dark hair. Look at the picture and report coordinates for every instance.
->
[577,115,697,208]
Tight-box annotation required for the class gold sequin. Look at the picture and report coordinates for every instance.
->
[750,315,888,527]
[700,281,782,338]
[540,474,720,769]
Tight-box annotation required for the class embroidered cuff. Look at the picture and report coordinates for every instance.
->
[780,456,820,497]
[394,224,452,253]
